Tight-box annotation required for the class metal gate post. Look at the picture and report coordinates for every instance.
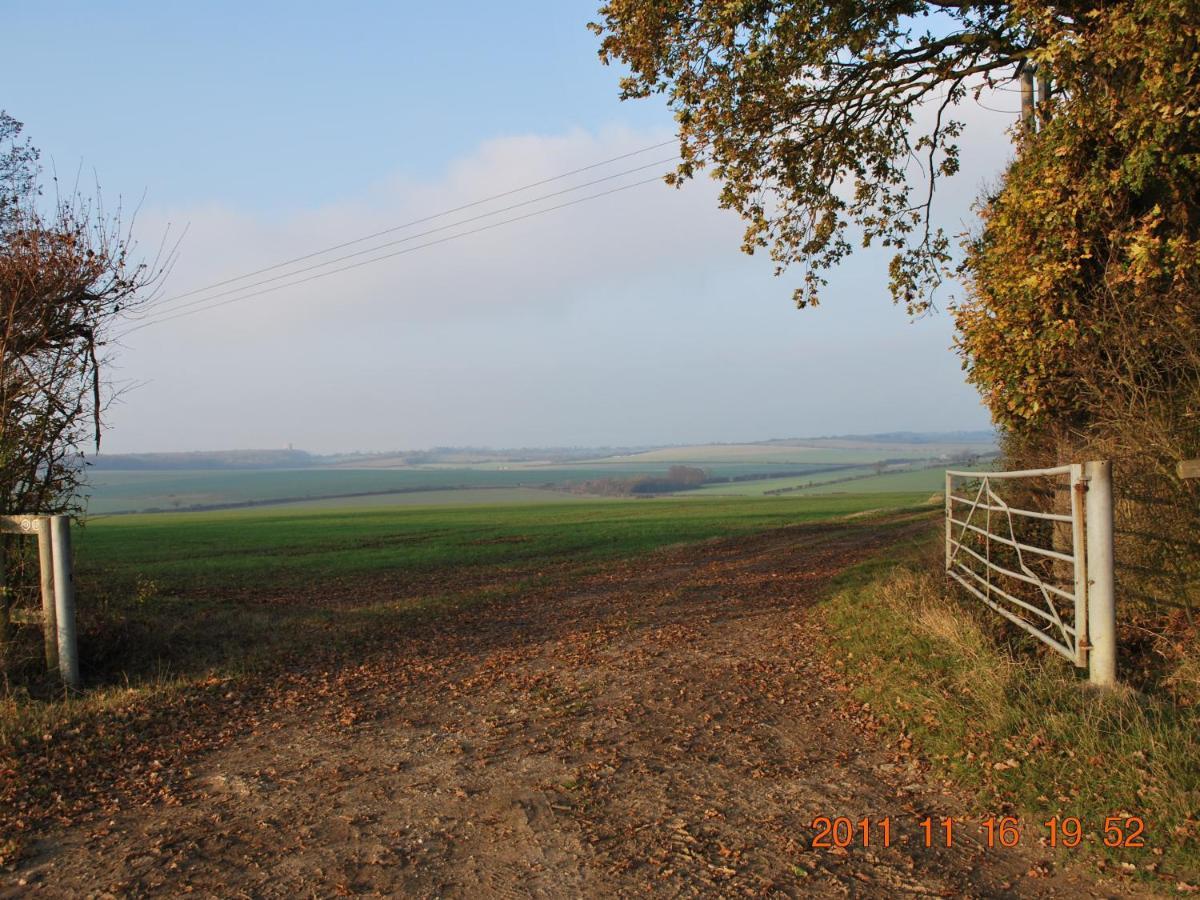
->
[1084,460,1116,687]
[50,515,80,691]
[1069,465,1088,668]
[944,471,953,573]
[37,517,58,670]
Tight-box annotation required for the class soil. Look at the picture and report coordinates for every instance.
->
[1,515,1150,897]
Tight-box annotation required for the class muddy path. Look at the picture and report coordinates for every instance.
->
[2,513,1144,897]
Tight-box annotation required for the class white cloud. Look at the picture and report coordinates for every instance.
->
[126,126,732,338]
[104,113,1011,453]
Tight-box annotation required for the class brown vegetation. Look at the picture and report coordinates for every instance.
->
[952,2,1200,683]
[0,113,163,677]
[570,464,708,496]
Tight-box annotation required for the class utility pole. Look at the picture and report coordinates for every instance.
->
[1020,64,1036,128]
[1037,71,1053,128]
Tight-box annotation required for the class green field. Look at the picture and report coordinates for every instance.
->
[75,492,930,593]
[80,438,995,514]
[14,491,933,693]
[784,465,959,495]
[80,467,610,514]
[681,464,973,498]
[685,465,878,496]
[80,461,971,514]
[273,487,594,510]
[81,462,851,514]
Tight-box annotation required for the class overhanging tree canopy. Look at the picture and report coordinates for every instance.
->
[955,0,1200,444]
[591,1,1055,311]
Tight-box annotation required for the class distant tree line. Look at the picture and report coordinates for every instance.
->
[703,464,858,485]
[90,448,317,471]
[570,465,708,497]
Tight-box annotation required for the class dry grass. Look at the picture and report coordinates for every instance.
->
[1165,652,1200,710]
[824,535,1200,886]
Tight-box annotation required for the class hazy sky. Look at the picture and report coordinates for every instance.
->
[5,1,1020,453]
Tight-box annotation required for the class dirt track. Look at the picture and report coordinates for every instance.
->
[2,515,1145,897]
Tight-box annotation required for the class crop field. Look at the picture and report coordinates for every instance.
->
[0,490,933,716]
[675,462,990,498]
[80,461,853,514]
[684,465,879,496]
[574,439,993,467]
[783,465,963,495]
[269,487,594,510]
[75,492,929,593]
[0,490,936,717]
[81,438,995,515]
[80,468,595,514]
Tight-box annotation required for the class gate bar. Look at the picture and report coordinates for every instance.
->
[947,465,1074,479]
[950,559,1075,630]
[948,569,1076,658]
[948,494,1074,523]
[947,517,1076,563]
[949,539,1077,602]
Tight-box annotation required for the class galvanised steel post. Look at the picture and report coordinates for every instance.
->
[944,470,953,573]
[37,517,58,671]
[50,515,80,691]
[1069,465,1088,669]
[1084,460,1116,687]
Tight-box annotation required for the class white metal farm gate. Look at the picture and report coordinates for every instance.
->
[944,461,1116,687]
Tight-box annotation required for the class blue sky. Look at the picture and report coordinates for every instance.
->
[5,1,1012,453]
[8,2,661,210]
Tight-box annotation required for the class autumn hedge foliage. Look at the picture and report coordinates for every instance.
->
[955,1,1200,457]
[953,2,1200,639]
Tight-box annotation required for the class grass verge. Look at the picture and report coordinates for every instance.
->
[822,530,1200,887]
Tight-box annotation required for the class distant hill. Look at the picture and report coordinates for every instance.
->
[811,431,997,445]
[89,449,319,470]
[88,432,996,471]
[86,445,656,471]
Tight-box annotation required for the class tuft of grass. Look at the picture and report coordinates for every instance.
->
[1165,652,1200,711]
[823,534,1200,885]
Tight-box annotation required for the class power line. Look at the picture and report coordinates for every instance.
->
[118,174,667,337]
[139,138,678,315]
[122,174,665,333]
[972,97,1020,114]
[132,155,678,322]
